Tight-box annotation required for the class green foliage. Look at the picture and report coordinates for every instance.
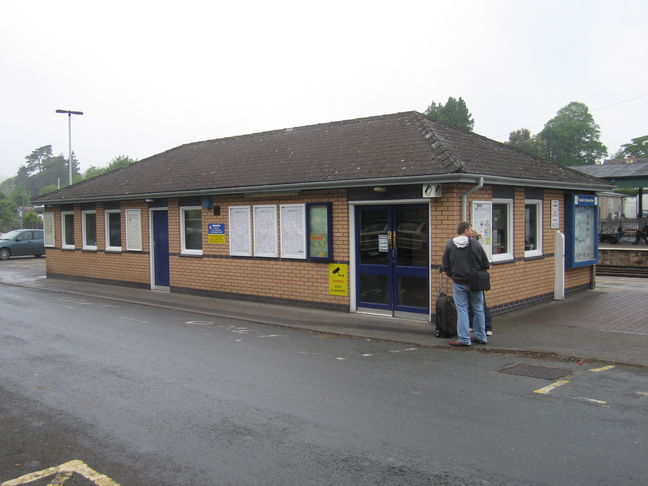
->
[424,96,474,131]
[537,101,607,166]
[0,199,17,232]
[0,145,136,231]
[505,128,545,157]
[22,211,42,229]
[619,135,648,158]
[83,155,136,180]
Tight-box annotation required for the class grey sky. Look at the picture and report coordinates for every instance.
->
[1,0,646,182]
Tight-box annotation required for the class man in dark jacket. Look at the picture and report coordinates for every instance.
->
[442,221,490,346]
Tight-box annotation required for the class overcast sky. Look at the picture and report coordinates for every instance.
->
[1,0,647,182]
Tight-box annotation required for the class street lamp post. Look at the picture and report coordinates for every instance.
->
[55,109,84,185]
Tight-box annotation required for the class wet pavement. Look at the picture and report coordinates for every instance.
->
[1,257,647,367]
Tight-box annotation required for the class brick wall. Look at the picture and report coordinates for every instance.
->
[168,190,349,307]
[44,202,150,285]
[431,186,592,314]
[43,184,594,314]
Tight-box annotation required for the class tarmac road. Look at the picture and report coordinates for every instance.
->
[1,283,647,485]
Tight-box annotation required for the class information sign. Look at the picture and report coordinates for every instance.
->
[208,223,226,244]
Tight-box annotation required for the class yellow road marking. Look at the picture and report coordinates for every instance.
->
[588,365,615,372]
[1,460,120,486]
[534,380,570,394]
[47,472,73,486]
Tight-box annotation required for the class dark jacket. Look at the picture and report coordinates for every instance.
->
[442,236,490,284]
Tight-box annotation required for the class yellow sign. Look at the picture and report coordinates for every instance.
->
[208,234,226,244]
[329,264,348,296]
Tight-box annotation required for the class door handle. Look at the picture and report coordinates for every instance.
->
[388,231,397,253]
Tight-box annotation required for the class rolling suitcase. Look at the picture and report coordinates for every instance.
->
[434,270,457,338]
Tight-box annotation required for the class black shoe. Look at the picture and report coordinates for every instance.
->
[471,337,487,345]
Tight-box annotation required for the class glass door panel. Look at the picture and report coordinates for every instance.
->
[356,205,429,316]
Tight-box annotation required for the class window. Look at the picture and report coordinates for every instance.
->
[82,210,97,250]
[61,211,75,249]
[105,209,122,251]
[43,212,55,247]
[525,200,542,257]
[492,199,513,261]
[253,205,278,257]
[125,209,142,251]
[180,206,203,255]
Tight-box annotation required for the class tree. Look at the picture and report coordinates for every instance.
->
[505,128,545,157]
[424,96,474,131]
[24,145,53,176]
[0,199,17,232]
[619,135,648,158]
[83,155,136,180]
[537,101,607,166]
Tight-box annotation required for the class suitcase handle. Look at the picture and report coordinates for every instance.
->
[438,268,450,295]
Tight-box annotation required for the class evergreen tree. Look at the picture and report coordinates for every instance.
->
[424,96,474,131]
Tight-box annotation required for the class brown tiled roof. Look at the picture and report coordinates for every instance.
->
[34,111,610,204]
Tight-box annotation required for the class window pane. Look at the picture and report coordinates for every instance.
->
[492,204,508,255]
[85,213,97,247]
[358,208,388,265]
[108,212,121,247]
[184,209,202,250]
[525,204,538,251]
[64,214,75,246]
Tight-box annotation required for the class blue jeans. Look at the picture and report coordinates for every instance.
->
[453,282,486,345]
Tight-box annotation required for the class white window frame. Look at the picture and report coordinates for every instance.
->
[492,198,513,262]
[180,206,203,256]
[125,209,143,251]
[253,205,278,257]
[524,199,543,258]
[82,210,98,250]
[104,209,122,252]
[61,211,75,249]
[43,212,55,247]
[280,204,307,259]
[229,206,252,256]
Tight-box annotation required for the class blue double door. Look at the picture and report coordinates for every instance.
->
[356,205,429,318]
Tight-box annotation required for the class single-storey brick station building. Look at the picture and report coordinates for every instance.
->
[34,111,611,321]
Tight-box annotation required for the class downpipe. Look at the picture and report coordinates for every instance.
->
[461,177,484,221]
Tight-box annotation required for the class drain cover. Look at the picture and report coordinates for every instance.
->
[497,363,571,380]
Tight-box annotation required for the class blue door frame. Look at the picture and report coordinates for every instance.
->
[152,210,170,288]
[355,205,429,316]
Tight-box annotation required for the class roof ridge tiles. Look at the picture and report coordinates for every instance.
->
[413,112,465,173]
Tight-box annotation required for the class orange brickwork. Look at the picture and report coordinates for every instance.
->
[43,185,594,313]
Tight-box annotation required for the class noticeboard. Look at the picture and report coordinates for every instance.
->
[564,194,598,268]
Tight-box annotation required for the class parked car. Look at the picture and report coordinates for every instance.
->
[0,229,45,260]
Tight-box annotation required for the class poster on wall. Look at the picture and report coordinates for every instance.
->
[472,201,493,260]
[551,200,560,229]
[229,206,251,256]
[253,205,278,257]
[125,209,142,251]
[280,204,306,259]
[43,212,55,247]
[574,206,595,262]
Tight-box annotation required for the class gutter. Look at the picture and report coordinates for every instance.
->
[461,177,484,221]
[33,173,614,206]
